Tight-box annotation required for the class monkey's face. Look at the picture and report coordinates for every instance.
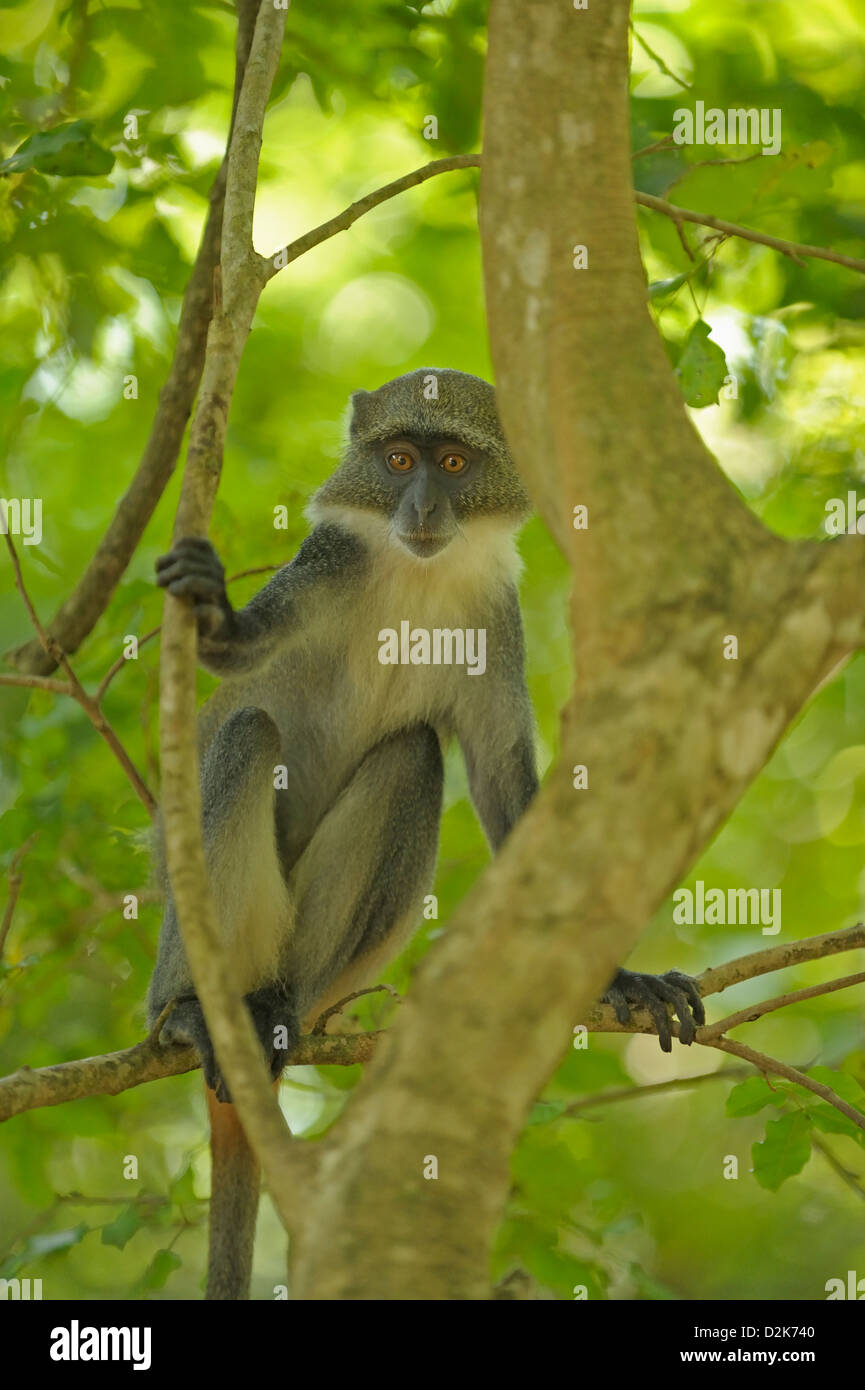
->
[378,435,476,558]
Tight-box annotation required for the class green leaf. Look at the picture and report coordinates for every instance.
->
[752,1112,812,1191]
[648,270,691,301]
[726,1075,787,1117]
[807,1104,865,1145]
[140,1248,182,1290]
[676,318,728,407]
[806,1066,865,1109]
[0,1224,88,1278]
[0,121,114,177]
[523,1245,601,1300]
[101,1205,141,1249]
[29,1225,90,1256]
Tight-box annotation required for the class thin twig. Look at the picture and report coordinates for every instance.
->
[635,191,865,275]
[95,626,161,703]
[697,922,865,998]
[3,528,155,816]
[93,566,281,703]
[663,150,763,198]
[705,1036,865,1133]
[0,674,72,695]
[228,563,281,582]
[312,983,402,1035]
[701,971,865,1041]
[562,1065,750,1117]
[812,1133,865,1204]
[262,154,481,281]
[630,24,691,91]
[0,836,38,959]
[632,136,676,161]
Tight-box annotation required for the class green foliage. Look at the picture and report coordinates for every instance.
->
[675,318,729,407]
[0,119,114,175]
[752,1113,812,1191]
[726,1076,786,1117]
[1,0,864,1302]
[101,1205,142,1249]
[140,1248,182,1291]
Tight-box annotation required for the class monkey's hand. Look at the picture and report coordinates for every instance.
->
[156,537,235,643]
[602,968,705,1053]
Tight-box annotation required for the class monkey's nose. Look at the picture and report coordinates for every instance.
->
[414,498,437,521]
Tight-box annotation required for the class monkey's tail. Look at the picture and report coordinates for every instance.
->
[205,1087,261,1300]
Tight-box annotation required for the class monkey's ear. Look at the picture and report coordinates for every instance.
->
[348,389,373,437]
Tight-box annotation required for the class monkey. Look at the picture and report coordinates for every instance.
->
[146,367,704,1299]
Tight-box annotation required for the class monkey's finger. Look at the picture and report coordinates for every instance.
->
[618,975,675,1051]
[156,554,224,583]
[166,536,218,557]
[665,985,699,1045]
[664,970,706,1027]
[155,547,218,573]
[603,984,632,1026]
[640,991,674,1052]
[648,971,703,1042]
[156,549,223,581]
[162,574,226,600]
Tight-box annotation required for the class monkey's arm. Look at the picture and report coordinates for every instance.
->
[456,589,538,851]
[460,714,538,851]
[456,595,703,1051]
[155,525,366,675]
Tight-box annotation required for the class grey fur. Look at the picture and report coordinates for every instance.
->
[148,368,538,1298]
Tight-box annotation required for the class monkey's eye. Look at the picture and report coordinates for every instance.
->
[386,451,415,472]
[440,454,467,474]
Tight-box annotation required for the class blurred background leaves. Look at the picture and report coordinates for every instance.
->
[0,0,863,1300]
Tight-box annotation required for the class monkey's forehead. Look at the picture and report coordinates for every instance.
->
[356,425,509,453]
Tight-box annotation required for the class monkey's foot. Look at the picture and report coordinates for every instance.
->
[156,995,222,1095]
[245,982,300,1085]
[154,987,299,1103]
[602,968,705,1052]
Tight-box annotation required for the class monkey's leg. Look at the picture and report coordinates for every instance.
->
[147,705,293,1096]
[148,706,296,1302]
[285,724,445,1027]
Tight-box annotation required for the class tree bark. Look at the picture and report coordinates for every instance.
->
[289,0,865,1299]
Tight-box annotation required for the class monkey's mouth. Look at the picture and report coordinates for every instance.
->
[399,531,451,558]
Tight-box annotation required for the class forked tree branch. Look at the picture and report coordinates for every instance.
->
[2,927,861,1127]
[635,191,865,275]
[261,154,481,280]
